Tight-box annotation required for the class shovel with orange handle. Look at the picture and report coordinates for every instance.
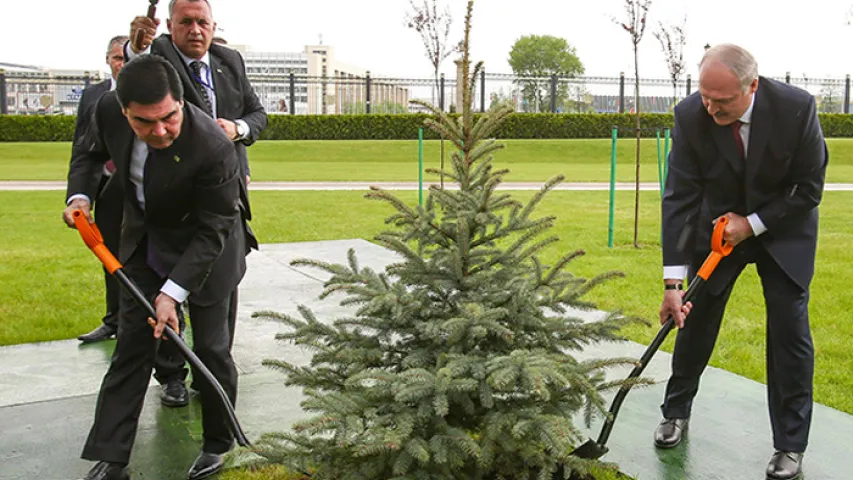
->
[71,208,252,447]
[567,215,734,461]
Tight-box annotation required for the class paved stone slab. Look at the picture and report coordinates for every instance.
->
[1,238,851,480]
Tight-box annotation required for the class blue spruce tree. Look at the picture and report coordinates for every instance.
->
[246,2,648,478]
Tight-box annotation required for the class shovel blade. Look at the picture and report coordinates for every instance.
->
[569,438,609,459]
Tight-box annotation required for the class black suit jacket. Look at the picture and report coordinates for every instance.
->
[662,76,829,294]
[127,36,266,239]
[73,79,111,145]
[67,93,246,306]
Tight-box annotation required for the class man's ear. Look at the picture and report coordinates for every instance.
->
[167,19,173,33]
[121,107,129,119]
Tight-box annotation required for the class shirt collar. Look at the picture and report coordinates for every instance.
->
[172,41,211,70]
[110,77,116,91]
[739,91,755,124]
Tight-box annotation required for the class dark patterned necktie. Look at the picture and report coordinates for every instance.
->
[730,120,745,159]
[189,61,213,115]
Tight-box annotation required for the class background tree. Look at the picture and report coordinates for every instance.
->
[819,82,844,113]
[654,16,687,107]
[239,2,648,478]
[614,0,652,248]
[508,35,584,113]
[405,0,455,106]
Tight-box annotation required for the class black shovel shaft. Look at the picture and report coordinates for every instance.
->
[593,276,706,447]
[113,267,251,447]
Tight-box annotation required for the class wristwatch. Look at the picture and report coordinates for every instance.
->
[235,121,248,141]
[664,283,683,290]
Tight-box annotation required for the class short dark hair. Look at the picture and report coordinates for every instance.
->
[116,55,184,108]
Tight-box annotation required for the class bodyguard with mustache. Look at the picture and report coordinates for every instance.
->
[125,0,264,407]
[64,55,245,480]
[655,44,828,480]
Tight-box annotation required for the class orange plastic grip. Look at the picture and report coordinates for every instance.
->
[696,216,735,280]
[72,209,123,274]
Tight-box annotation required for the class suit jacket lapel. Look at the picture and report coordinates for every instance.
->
[209,53,224,118]
[711,120,745,176]
[745,89,770,184]
[156,36,207,110]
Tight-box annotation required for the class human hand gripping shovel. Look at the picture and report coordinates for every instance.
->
[568,216,734,461]
[71,209,252,447]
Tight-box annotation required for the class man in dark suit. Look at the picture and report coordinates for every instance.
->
[655,44,828,480]
[63,55,245,480]
[75,35,127,343]
[71,35,191,411]
[126,0,265,402]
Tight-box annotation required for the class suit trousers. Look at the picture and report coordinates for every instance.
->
[660,245,814,453]
[81,245,239,464]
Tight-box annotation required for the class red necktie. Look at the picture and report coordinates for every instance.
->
[730,121,745,159]
[105,159,115,174]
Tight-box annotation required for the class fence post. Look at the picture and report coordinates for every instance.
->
[365,71,372,114]
[480,68,486,112]
[550,74,558,113]
[785,72,791,84]
[439,73,445,112]
[0,69,7,115]
[845,74,851,114]
[289,70,296,115]
[619,72,625,114]
[685,74,692,96]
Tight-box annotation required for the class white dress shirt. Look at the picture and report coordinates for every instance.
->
[663,93,767,281]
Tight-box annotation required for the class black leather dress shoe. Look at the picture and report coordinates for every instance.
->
[653,417,689,448]
[187,452,224,480]
[82,461,129,480]
[766,451,803,480]
[160,379,189,407]
[78,324,118,343]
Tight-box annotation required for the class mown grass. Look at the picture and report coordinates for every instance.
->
[4,138,853,182]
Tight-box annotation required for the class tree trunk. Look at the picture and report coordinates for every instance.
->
[633,45,641,249]
[672,81,677,108]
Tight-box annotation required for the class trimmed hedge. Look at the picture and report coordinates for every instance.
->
[0,115,77,142]
[4,112,853,142]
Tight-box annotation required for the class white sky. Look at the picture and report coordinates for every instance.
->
[4,0,853,81]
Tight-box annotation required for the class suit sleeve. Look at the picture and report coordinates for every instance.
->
[66,95,110,204]
[235,52,268,147]
[753,96,828,230]
[661,107,703,270]
[168,142,241,293]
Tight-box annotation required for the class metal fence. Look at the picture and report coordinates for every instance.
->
[2,68,851,116]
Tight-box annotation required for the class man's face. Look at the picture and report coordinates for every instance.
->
[122,96,184,149]
[698,61,758,126]
[106,44,124,80]
[167,0,216,60]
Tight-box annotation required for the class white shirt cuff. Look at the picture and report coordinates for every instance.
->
[124,41,150,60]
[663,265,689,280]
[161,279,189,303]
[747,213,767,236]
[67,194,91,206]
[234,119,250,140]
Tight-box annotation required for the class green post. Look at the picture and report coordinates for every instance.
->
[656,128,663,198]
[608,127,617,248]
[418,128,424,206]
[664,128,671,182]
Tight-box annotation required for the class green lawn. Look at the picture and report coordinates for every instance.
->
[3,189,852,419]
[6,138,853,182]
